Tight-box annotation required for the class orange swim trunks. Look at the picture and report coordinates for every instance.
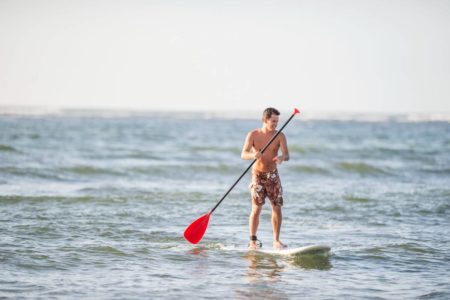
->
[249,169,283,207]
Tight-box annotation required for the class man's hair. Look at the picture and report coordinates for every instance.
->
[262,107,280,121]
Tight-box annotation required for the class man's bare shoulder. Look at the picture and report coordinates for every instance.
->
[248,129,262,137]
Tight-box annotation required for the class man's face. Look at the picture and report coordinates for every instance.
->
[264,114,279,131]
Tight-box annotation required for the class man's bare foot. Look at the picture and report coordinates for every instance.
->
[248,236,262,249]
[273,241,287,250]
[248,240,258,250]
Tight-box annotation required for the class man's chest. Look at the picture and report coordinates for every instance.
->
[253,135,279,151]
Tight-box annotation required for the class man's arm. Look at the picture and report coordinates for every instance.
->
[273,133,289,164]
[241,131,260,160]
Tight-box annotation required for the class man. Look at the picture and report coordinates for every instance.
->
[241,107,290,249]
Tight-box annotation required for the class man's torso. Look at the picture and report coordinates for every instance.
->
[251,129,280,172]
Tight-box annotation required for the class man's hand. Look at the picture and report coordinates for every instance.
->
[273,155,284,164]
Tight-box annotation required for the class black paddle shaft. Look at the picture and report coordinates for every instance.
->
[209,110,299,214]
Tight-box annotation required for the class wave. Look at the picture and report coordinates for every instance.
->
[365,242,440,255]
[289,165,330,175]
[126,163,241,176]
[0,144,17,152]
[336,162,390,176]
[420,167,450,175]
[190,146,240,154]
[417,203,450,215]
[1,160,398,182]
[0,190,217,204]
[0,167,66,181]
[85,152,162,160]
[189,163,241,174]
[0,195,148,206]
[62,166,124,176]
[289,145,443,164]
[417,292,450,300]
[0,195,99,204]
[85,245,129,257]
[289,145,322,154]
[343,195,372,203]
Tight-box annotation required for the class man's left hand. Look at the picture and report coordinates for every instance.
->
[273,155,284,164]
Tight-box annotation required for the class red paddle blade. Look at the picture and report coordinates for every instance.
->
[184,213,211,244]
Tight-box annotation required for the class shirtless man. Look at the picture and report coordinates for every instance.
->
[241,107,290,250]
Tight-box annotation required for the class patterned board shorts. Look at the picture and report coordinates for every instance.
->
[249,169,283,207]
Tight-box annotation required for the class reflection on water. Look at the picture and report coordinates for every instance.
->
[243,251,332,273]
[184,246,210,280]
[243,252,285,283]
[288,254,332,270]
[185,243,224,256]
[236,252,332,298]
[236,252,289,299]
[186,246,209,257]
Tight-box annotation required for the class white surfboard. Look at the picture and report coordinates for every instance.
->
[253,244,331,256]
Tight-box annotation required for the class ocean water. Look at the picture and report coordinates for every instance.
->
[0,110,449,299]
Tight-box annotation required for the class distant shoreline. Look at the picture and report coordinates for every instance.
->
[0,105,449,122]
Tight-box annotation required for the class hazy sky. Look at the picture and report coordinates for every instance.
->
[1,0,449,113]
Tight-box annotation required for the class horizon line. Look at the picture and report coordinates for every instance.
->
[1,105,450,122]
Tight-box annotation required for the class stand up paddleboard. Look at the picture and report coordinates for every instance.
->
[253,244,331,256]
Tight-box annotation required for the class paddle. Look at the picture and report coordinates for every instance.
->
[184,108,300,244]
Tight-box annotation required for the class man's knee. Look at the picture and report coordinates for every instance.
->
[251,205,262,215]
[271,205,282,214]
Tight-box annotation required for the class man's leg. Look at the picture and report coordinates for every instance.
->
[271,204,286,249]
[249,203,262,249]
